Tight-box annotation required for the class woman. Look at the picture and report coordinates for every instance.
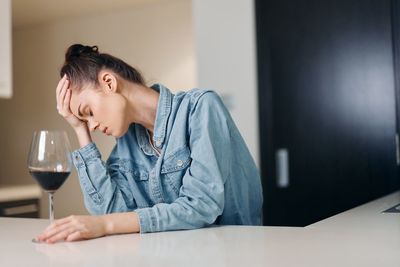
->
[36,44,263,243]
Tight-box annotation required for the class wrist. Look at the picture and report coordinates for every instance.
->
[74,125,92,148]
[102,215,114,235]
[73,124,89,135]
[101,212,140,236]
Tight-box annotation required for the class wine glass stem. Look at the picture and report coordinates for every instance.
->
[49,192,54,224]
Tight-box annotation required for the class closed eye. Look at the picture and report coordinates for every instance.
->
[84,106,93,117]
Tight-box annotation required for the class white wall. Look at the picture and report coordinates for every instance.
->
[192,0,259,166]
[0,0,195,218]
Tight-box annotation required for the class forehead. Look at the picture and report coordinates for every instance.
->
[69,87,96,116]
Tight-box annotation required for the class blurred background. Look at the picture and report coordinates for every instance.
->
[0,0,259,220]
[0,0,399,226]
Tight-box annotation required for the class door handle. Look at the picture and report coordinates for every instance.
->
[276,148,289,188]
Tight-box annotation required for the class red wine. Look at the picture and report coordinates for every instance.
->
[29,171,70,192]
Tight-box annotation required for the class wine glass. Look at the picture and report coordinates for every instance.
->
[27,130,72,226]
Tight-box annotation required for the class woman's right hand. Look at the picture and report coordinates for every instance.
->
[56,75,87,130]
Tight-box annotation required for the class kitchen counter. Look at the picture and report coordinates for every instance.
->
[0,184,41,202]
[0,191,399,267]
[308,190,400,230]
[0,184,41,218]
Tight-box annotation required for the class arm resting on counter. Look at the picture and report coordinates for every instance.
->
[36,212,140,243]
[103,212,140,235]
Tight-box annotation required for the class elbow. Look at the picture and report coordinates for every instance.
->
[186,197,224,227]
[82,192,105,215]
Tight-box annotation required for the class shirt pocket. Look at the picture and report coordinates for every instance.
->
[118,159,150,208]
[119,159,149,181]
[161,145,191,195]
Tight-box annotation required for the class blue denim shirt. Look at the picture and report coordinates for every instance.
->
[72,84,263,233]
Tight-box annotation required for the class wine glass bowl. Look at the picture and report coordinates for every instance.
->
[27,131,72,225]
[29,170,70,193]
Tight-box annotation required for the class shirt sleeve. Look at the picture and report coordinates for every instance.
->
[72,142,137,214]
[135,91,232,233]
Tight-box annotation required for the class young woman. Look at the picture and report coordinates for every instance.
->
[36,44,263,243]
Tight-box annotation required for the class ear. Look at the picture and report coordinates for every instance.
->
[99,71,118,93]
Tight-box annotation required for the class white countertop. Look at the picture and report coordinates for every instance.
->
[0,191,399,267]
[308,191,400,231]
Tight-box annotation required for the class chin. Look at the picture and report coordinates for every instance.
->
[113,128,128,138]
[113,133,124,138]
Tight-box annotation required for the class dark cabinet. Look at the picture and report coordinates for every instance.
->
[256,0,400,226]
[0,199,40,218]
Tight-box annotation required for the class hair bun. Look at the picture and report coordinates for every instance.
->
[65,44,99,62]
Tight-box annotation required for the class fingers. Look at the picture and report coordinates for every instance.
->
[47,227,79,244]
[36,219,70,242]
[35,215,106,244]
[63,88,71,112]
[43,216,71,232]
[56,74,67,96]
[36,216,85,244]
[57,83,71,117]
[65,231,83,242]
[56,75,70,115]
[56,75,68,104]
[42,226,74,244]
[36,216,80,243]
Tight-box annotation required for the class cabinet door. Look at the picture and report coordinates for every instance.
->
[256,0,399,226]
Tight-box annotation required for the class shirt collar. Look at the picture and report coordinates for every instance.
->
[148,83,173,149]
[135,124,154,156]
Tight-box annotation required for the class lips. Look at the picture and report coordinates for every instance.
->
[102,127,108,134]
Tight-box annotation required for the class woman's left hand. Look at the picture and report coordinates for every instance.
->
[36,215,107,243]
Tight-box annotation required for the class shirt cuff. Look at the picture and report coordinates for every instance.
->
[135,207,158,233]
[71,142,101,168]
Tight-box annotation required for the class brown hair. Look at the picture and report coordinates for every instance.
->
[60,44,145,89]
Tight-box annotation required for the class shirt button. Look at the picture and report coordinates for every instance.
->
[177,160,184,167]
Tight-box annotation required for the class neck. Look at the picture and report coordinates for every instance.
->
[123,82,159,133]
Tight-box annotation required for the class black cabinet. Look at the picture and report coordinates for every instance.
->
[256,0,400,226]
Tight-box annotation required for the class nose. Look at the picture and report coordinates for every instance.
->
[87,118,99,132]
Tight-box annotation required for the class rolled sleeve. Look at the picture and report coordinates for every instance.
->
[71,142,136,215]
[72,142,101,168]
[135,208,157,233]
